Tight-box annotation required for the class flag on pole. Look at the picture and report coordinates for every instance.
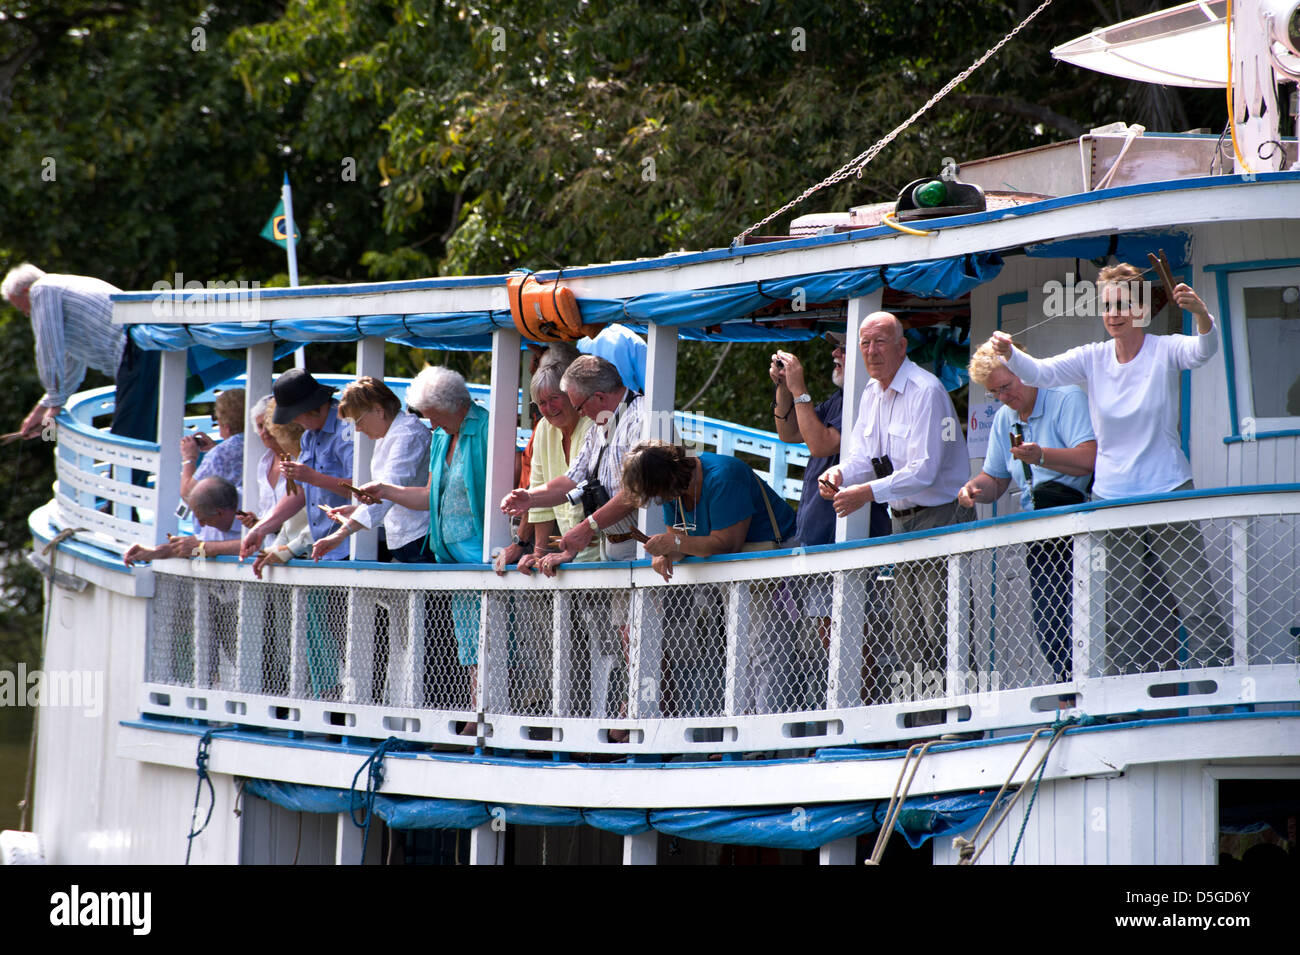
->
[262,173,305,366]
[259,198,300,248]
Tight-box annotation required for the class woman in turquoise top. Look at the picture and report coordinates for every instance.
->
[359,366,487,724]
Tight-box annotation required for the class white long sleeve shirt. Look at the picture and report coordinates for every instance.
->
[1004,324,1218,499]
[841,358,969,509]
[349,411,432,551]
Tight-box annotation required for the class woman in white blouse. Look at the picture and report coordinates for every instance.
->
[311,377,433,563]
[990,264,1229,672]
[237,396,300,527]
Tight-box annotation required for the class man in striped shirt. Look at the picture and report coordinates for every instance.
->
[2,264,159,444]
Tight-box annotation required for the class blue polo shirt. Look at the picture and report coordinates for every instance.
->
[299,403,354,559]
[984,386,1094,510]
[660,452,797,545]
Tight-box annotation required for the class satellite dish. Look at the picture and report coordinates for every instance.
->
[1261,0,1300,77]
[1052,0,1228,89]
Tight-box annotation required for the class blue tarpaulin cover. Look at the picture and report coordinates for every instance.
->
[129,253,1003,352]
[242,777,998,850]
[1023,230,1191,268]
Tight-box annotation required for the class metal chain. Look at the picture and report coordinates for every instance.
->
[732,0,1057,246]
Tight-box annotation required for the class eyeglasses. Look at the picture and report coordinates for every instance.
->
[671,497,697,534]
[573,392,599,418]
[987,382,1016,398]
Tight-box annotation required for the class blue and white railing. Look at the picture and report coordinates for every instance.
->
[137,486,1300,755]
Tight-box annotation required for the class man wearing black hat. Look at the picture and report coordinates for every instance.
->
[240,368,355,561]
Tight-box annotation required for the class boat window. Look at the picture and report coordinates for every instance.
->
[1227,266,1300,433]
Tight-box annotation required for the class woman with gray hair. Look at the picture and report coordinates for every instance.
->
[359,366,487,719]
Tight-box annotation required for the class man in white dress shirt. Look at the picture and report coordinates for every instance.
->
[821,312,974,697]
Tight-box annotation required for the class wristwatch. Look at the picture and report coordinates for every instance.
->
[586,514,600,535]
[792,393,812,405]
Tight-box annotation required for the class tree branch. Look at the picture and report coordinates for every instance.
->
[952,93,1086,138]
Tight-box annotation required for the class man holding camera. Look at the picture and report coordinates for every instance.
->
[820,311,973,698]
[501,355,664,574]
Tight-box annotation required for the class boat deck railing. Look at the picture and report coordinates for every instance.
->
[43,383,1300,754]
[136,486,1300,755]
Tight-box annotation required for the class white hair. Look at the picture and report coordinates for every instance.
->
[2,263,45,302]
[407,365,471,415]
[251,394,272,423]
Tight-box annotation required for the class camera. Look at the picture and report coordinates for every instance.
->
[566,479,611,516]
[871,455,894,479]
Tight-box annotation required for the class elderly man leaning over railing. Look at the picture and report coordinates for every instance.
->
[123,476,242,565]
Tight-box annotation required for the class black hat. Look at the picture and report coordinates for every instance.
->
[271,368,334,424]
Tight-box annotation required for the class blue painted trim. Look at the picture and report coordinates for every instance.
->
[1223,429,1300,444]
[1203,256,1300,272]
[781,482,1300,557]
[528,172,1300,283]
[1213,270,1241,437]
[815,709,1300,762]
[56,409,161,454]
[995,290,1029,331]
[121,709,1300,770]
[1207,257,1300,439]
[111,274,510,303]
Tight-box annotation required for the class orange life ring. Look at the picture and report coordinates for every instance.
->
[507,272,602,342]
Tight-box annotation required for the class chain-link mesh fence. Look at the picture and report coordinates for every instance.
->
[144,513,1300,732]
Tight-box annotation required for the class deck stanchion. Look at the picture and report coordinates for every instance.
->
[1229,517,1250,666]
[350,335,385,561]
[153,348,188,544]
[483,326,521,563]
[836,292,882,544]
[243,342,274,514]
[641,324,678,544]
[1073,532,1101,683]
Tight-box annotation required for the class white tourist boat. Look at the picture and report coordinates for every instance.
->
[12,1,1300,865]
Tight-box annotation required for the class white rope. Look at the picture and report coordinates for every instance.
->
[732,0,1057,246]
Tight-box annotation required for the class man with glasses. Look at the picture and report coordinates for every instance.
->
[501,354,671,572]
[820,312,974,700]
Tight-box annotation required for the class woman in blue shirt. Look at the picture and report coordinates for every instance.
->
[360,366,486,726]
[621,440,797,581]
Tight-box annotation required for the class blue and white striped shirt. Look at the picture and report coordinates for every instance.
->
[29,274,126,408]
